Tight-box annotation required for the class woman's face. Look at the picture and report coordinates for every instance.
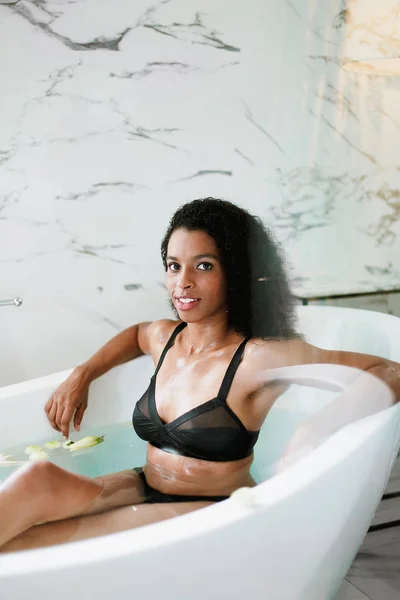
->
[166,228,228,323]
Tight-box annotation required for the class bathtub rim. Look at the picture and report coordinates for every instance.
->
[1,400,399,579]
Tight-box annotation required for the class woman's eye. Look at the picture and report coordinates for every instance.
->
[168,262,180,272]
[198,262,213,271]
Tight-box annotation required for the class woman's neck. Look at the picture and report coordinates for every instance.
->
[183,317,236,355]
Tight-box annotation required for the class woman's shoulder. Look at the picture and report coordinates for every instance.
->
[147,319,183,348]
[244,336,309,370]
[237,337,312,399]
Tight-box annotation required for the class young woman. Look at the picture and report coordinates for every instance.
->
[1,198,399,553]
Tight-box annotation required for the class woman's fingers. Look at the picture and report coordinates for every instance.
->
[73,403,86,433]
[60,404,76,439]
[47,400,60,432]
[45,372,91,437]
[54,403,67,439]
[44,396,53,416]
[48,398,80,438]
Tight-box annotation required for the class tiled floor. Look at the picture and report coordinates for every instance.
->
[335,579,371,600]
[334,527,400,599]
[334,456,400,600]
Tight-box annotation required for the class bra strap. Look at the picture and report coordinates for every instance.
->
[154,322,187,376]
[217,337,250,402]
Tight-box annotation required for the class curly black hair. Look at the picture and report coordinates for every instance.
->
[161,197,299,340]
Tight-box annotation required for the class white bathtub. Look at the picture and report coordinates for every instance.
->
[1,305,400,600]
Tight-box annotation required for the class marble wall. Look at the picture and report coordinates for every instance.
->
[0,0,399,385]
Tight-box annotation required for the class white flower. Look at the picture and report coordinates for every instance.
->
[69,435,105,452]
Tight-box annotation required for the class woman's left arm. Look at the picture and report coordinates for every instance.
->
[300,343,400,402]
[268,342,400,473]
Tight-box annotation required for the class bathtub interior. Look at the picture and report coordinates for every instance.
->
[257,305,400,475]
[1,305,399,483]
[0,358,314,481]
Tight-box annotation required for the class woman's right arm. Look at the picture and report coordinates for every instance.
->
[45,322,152,439]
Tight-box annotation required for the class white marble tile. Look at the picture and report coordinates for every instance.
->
[0,0,400,384]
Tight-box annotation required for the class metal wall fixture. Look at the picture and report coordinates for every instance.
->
[0,297,23,307]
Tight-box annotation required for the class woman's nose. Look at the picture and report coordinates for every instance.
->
[177,267,193,289]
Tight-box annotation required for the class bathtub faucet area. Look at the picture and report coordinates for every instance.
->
[0,297,23,307]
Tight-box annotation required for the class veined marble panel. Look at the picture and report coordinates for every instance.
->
[0,0,399,384]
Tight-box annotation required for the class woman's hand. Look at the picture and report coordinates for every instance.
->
[45,367,91,439]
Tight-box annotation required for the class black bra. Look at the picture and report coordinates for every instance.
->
[132,323,260,462]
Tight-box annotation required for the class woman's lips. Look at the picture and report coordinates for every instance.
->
[174,297,200,311]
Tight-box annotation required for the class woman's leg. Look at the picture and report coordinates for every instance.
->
[0,461,145,548]
[1,500,214,553]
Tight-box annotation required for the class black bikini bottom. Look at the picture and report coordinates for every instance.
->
[133,467,229,504]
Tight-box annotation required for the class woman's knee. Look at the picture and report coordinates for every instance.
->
[5,459,53,490]
[21,460,67,489]
[12,461,101,522]
[0,461,58,526]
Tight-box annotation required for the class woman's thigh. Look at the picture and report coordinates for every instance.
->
[89,468,147,515]
[2,500,213,553]
[1,462,146,526]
